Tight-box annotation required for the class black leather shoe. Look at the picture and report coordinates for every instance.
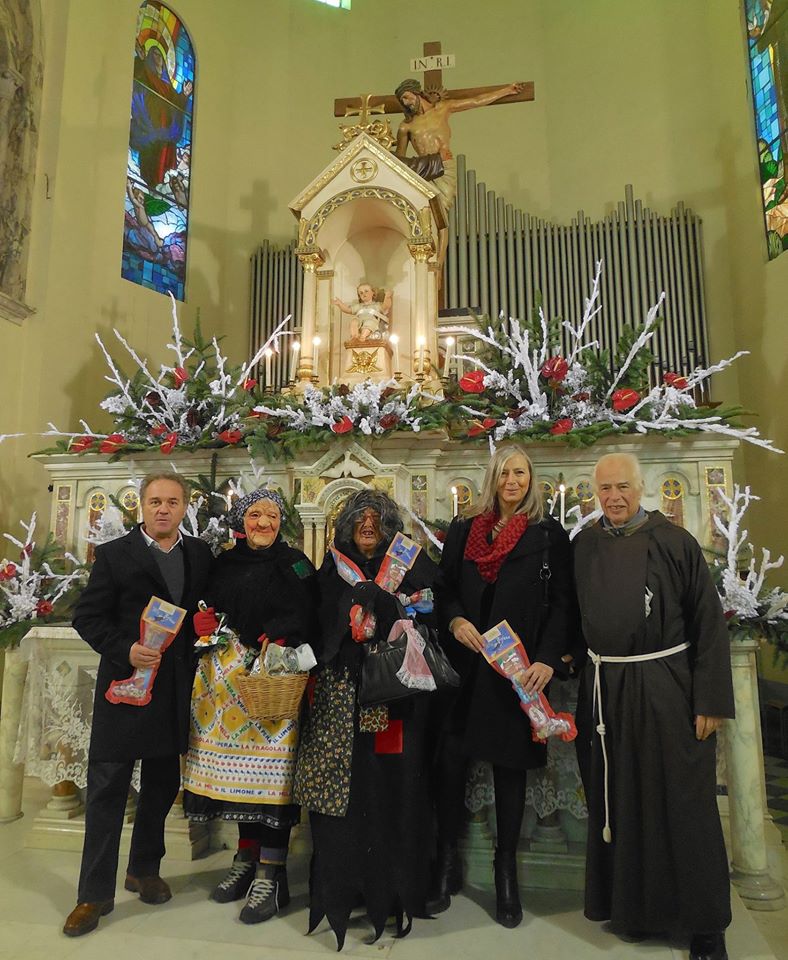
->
[63,900,114,937]
[124,873,172,904]
[493,850,522,928]
[426,844,463,914]
[689,932,728,960]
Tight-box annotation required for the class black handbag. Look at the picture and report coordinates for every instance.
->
[358,622,460,707]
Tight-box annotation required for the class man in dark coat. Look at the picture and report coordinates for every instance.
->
[63,472,212,937]
[573,452,734,960]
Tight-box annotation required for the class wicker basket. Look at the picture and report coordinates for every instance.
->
[236,641,309,722]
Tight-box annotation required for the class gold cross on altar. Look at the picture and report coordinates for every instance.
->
[334,39,535,118]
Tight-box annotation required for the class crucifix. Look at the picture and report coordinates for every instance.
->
[333,40,534,119]
[334,40,534,269]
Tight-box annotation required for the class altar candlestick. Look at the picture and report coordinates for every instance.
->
[559,483,566,528]
[290,340,300,381]
[264,348,273,388]
[312,336,321,377]
[416,335,426,374]
[451,486,459,518]
[390,333,400,372]
[443,336,455,377]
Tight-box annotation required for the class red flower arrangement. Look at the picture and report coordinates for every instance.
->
[331,416,354,434]
[468,417,497,437]
[99,433,125,454]
[217,429,244,445]
[173,367,189,386]
[70,436,96,454]
[550,418,574,435]
[611,388,640,412]
[379,414,399,430]
[663,372,689,390]
[541,356,569,383]
[459,370,486,393]
[160,432,178,454]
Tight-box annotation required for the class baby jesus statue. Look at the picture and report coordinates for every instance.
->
[333,281,392,344]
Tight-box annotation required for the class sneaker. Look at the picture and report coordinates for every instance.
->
[210,853,257,904]
[239,867,290,924]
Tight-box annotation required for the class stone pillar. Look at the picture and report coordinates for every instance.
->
[408,240,435,382]
[725,637,785,910]
[0,646,29,822]
[295,249,324,386]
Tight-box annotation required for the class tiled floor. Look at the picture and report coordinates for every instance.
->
[765,754,788,846]
[0,778,785,960]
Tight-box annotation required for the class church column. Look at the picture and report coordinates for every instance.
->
[724,637,785,910]
[408,240,435,382]
[0,647,28,822]
[295,249,324,386]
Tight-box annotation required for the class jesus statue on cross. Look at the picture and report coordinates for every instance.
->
[393,77,527,220]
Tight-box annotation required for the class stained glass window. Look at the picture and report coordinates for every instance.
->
[122,2,195,299]
[745,0,788,260]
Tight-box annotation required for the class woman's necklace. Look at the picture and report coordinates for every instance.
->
[491,516,508,540]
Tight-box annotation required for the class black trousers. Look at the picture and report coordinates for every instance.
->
[77,754,181,903]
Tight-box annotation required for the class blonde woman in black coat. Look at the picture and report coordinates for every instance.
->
[434,444,575,927]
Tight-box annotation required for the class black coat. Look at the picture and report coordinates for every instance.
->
[206,536,317,650]
[73,526,212,761]
[437,515,577,770]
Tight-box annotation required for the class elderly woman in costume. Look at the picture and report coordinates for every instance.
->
[293,489,440,950]
[183,488,317,924]
[434,444,576,927]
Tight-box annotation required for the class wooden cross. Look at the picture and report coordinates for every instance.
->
[334,40,534,118]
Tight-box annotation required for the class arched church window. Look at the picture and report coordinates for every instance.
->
[745,1,788,260]
[122,2,195,300]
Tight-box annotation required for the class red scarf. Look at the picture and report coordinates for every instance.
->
[464,512,528,583]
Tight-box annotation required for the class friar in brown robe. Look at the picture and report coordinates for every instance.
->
[573,453,734,960]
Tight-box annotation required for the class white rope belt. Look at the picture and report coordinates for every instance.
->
[588,642,690,844]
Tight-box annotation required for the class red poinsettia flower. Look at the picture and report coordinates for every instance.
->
[99,433,125,454]
[663,371,689,390]
[550,418,574,435]
[70,435,95,454]
[459,370,486,393]
[243,378,257,391]
[0,561,17,581]
[379,414,399,430]
[35,599,54,617]
[150,424,168,437]
[541,356,569,382]
[217,429,243,445]
[160,432,178,454]
[611,388,640,412]
[468,417,497,437]
[173,366,189,386]
[331,416,354,434]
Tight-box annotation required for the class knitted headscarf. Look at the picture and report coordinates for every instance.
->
[228,487,286,533]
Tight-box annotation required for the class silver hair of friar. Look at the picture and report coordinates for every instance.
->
[593,452,645,491]
[333,488,404,547]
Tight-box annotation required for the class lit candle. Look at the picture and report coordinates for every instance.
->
[264,348,273,388]
[290,340,300,381]
[451,486,459,518]
[559,483,566,528]
[312,336,321,378]
[390,333,400,372]
[443,336,455,377]
[416,335,426,374]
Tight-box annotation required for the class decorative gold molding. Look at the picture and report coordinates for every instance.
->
[305,187,426,248]
[347,349,382,374]
[350,158,378,183]
[296,247,325,271]
[289,133,438,214]
[408,240,435,262]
